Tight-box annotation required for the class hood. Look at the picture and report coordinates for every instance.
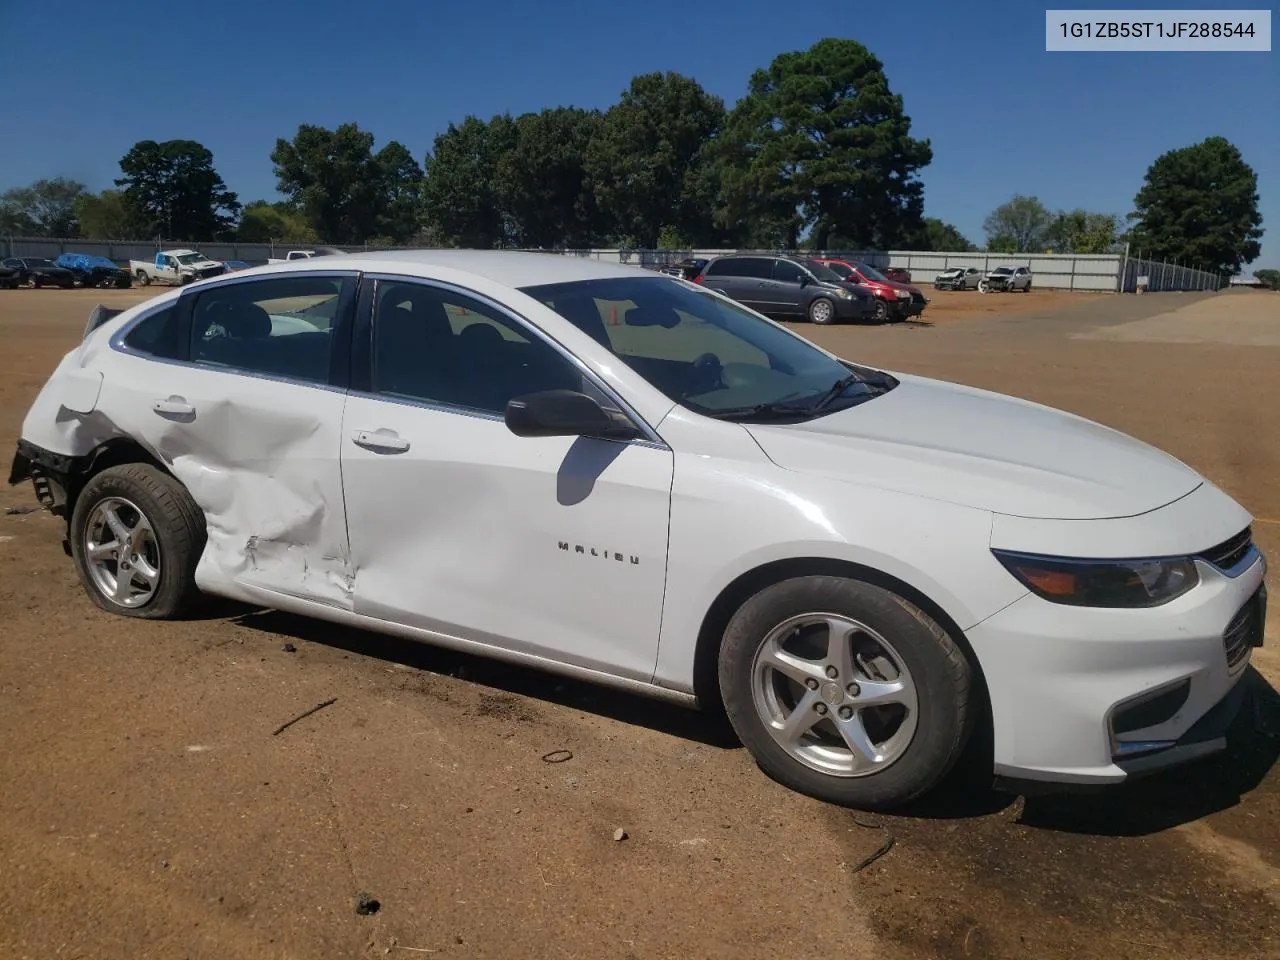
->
[35,265,72,274]
[744,373,1202,520]
[937,269,962,277]
[829,281,874,301]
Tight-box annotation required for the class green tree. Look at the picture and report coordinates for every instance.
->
[715,38,931,251]
[1044,209,1122,254]
[585,72,725,248]
[904,217,975,251]
[983,195,1051,252]
[1126,136,1263,275]
[1252,268,1280,290]
[272,123,420,244]
[420,115,519,248]
[0,177,88,236]
[116,140,240,240]
[76,189,139,239]
[375,141,424,244]
[236,200,318,243]
[494,107,605,249]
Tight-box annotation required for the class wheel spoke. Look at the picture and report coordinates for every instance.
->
[132,515,155,541]
[111,568,133,601]
[824,618,856,681]
[853,678,914,711]
[87,540,120,561]
[760,640,825,685]
[133,555,160,586]
[833,712,884,769]
[102,505,132,543]
[775,689,822,744]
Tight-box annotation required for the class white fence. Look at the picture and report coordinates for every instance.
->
[0,236,1222,292]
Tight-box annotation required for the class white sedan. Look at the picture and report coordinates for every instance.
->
[10,251,1266,809]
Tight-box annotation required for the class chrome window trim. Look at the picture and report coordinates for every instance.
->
[364,272,669,449]
[107,270,360,394]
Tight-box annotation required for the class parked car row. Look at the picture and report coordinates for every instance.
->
[934,265,1033,293]
[681,255,929,325]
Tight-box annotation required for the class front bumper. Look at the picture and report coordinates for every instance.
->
[967,542,1266,787]
[833,295,877,320]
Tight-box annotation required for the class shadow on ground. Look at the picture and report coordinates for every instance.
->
[231,607,740,749]
[233,607,1279,836]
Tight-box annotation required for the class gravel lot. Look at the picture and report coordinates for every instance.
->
[1,285,1276,960]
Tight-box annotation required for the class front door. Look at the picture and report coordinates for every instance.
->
[339,277,675,681]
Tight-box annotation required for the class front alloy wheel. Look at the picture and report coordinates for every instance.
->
[751,613,919,777]
[872,299,889,322]
[808,297,836,324]
[719,575,974,809]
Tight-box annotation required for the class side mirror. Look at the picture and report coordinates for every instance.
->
[798,273,810,287]
[505,390,636,440]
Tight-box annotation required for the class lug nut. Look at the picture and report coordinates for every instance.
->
[815,703,828,715]
[805,678,819,690]
[846,682,861,697]
[838,706,853,720]
[825,665,838,679]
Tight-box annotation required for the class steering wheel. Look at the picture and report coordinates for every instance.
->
[691,352,724,391]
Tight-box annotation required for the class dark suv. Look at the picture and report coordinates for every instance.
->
[695,255,876,324]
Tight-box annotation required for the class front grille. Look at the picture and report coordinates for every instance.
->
[1197,527,1253,571]
[1223,587,1265,670]
[911,292,926,304]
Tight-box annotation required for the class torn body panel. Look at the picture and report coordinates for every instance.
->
[17,327,354,610]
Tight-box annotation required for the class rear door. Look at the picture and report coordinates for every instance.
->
[99,270,360,607]
[699,258,749,305]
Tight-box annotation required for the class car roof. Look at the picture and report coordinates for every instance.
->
[241,249,648,288]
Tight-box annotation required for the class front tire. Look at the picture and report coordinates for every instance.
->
[872,298,889,323]
[26,275,40,289]
[70,464,206,619]
[808,297,836,325]
[718,575,973,810]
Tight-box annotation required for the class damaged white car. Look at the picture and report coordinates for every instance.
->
[10,251,1267,810]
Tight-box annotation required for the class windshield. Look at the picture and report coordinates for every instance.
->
[800,260,845,284]
[992,267,1012,275]
[822,261,854,279]
[854,262,890,283]
[176,253,206,265]
[521,276,895,421]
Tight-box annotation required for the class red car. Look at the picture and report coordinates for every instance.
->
[812,259,928,322]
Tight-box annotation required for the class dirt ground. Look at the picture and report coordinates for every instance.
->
[0,285,1277,960]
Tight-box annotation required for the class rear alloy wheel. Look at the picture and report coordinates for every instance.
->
[718,575,973,809]
[70,464,206,619]
[808,297,836,325]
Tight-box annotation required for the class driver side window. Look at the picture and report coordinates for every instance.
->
[772,260,806,284]
[372,280,587,415]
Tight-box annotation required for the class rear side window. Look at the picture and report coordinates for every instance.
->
[189,275,352,385]
[122,306,181,360]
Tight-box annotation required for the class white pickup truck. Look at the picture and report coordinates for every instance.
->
[267,249,327,265]
[129,249,226,286]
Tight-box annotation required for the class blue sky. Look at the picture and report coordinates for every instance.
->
[3,0,1276,269]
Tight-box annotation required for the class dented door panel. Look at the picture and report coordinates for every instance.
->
[91,360,354,607]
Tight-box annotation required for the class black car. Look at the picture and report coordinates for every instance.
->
[0,262,19,290]
[1,257,75,289]
[660,257,710,281]
[695,255,877,324]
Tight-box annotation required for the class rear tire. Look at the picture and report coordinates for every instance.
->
[69,464,206,620]
[718,575,973,810]
[136,270,150,286]
[807,297,836,325]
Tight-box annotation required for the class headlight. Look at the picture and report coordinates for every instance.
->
[833,288,853,299]
[991,550,1199,607]
[896,290,910,299]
